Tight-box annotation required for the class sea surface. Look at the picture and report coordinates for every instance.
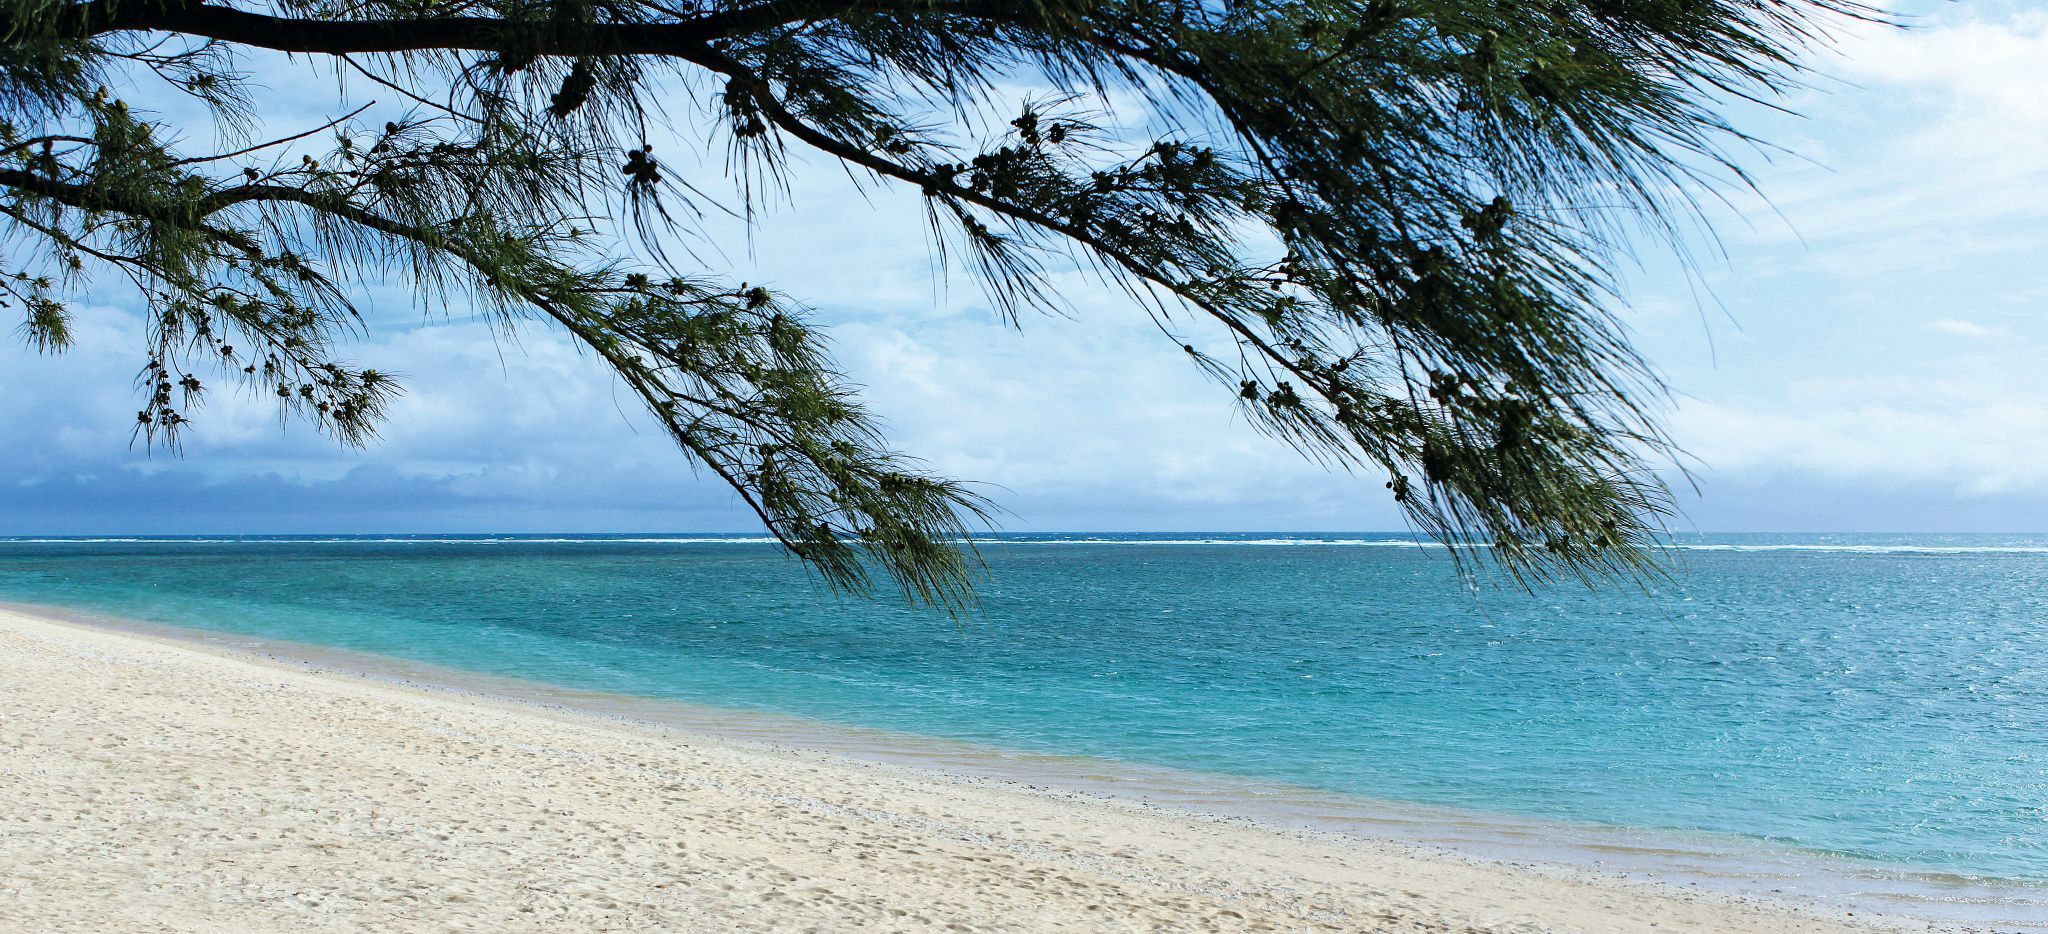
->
[3,532,2044,921]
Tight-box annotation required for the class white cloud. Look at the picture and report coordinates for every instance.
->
[1836,10,2048,136]
[1925,318,1996,338]
[1734,10,2048,259]
[1615,5,2048,517]
[1673,374,2048,495]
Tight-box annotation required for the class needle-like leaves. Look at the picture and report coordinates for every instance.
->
[0,0,1875,601]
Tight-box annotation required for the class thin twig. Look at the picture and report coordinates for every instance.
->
[169,102,376,166]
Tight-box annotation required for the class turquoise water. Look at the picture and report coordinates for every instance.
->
[2,532,2044,889]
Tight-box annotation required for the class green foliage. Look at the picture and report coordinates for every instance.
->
[0,0,1873,602]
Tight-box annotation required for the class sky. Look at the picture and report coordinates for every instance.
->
[5,1,2048,535]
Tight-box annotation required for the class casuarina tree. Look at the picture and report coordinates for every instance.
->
[0,0,1871,604]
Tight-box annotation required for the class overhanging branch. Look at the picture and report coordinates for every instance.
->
[27,0,861,53]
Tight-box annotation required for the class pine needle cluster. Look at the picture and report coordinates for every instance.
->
[1,0,1873,603]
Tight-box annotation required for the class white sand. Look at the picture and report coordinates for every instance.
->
[0,607,1913,932]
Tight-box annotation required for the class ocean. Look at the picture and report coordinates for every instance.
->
[3,532,2043,922]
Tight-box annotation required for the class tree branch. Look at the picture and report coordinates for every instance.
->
[684,47,1350,413]
[37,0,822,53]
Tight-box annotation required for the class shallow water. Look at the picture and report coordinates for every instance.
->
[3,532,2043,913]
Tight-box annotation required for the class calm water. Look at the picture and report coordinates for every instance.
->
[2,532,2044,891]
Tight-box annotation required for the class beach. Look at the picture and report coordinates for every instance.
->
[0,606,1915,933]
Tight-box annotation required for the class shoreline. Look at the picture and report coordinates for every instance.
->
[0,602,1982,929]
[11,599,2045,928]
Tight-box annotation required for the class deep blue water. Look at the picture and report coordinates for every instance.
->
[2,532,2043,885]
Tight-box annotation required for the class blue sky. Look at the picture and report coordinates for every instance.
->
[6,2,2048,534]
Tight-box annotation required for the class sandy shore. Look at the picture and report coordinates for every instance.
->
[0,607,1916,933]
